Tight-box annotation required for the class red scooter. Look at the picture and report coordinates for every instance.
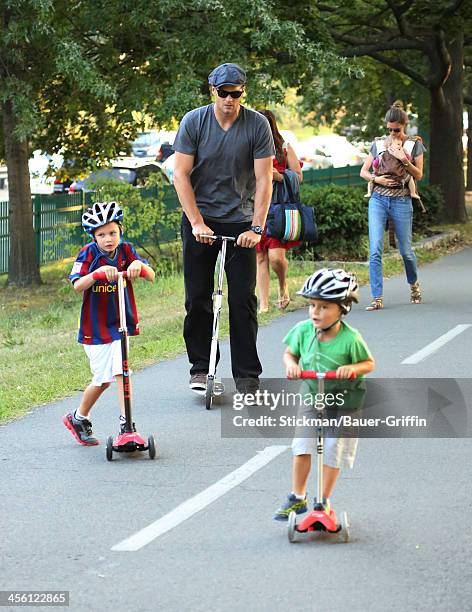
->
[92,268,156,461]
[287,370,351,543]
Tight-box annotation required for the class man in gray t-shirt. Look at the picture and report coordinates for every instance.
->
[173,62,275,394]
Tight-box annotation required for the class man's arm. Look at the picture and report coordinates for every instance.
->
[173,151,214,243]
[236,156,273,248]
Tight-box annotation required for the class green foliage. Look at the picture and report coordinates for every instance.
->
[1,0,362,167]
[92,174,182,275]
[305,56,431,142]
[42,225,79,262]
[298,184,368,260]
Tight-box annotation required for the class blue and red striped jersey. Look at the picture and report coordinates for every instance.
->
[69,241,148,345]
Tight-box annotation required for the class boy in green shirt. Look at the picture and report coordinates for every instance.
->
[274,268,375,521]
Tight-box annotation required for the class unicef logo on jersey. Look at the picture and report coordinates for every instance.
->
[92,282,118,293]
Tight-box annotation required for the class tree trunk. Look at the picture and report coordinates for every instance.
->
[2,100,41,286]
[428,37,466,223]
[467,105,472,192]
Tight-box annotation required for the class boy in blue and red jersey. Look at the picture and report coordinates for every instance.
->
[63,201,155,446]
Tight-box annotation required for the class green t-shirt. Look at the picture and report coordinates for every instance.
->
[283,320,372,411]
[283,319,372,371]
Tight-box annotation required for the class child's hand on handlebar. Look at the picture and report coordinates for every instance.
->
[286,363,302,379]
[336,365,356,379]
[96,265,118,282]
[127,260,143,280]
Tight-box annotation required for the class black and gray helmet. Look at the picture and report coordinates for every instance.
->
[297,268,359,314]
[82,201,124,236]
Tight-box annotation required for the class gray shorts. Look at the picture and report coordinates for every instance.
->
[291,433,358,469]
[290,400,358,469]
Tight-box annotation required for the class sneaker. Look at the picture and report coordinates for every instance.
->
[235,378,260,394]
[273,493,308,521]
[314,496,331,514]
[189,372,207,395]
[62,413,99,446]
[189,373,225,396]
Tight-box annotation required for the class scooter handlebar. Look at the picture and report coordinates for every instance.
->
[92,268,148,281]
[300,370,357,380]
[200,234,236,242]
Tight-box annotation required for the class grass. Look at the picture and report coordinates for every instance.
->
[1,212,471,423]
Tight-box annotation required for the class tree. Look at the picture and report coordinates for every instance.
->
[315,0,471,223]
[1,0,355,287]
[306,56,431,142]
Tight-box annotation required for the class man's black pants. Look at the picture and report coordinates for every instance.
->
[181,215,262,386]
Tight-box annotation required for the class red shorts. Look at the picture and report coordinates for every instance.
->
[256,232,301,253]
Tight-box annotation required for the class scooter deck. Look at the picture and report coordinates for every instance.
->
[112,432,148,452]
[296,509,341,534]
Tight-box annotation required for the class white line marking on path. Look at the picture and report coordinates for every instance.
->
[402,324,472,365]
[111,445,289,552]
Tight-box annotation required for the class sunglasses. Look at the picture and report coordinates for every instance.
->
[387,127,402,133]
[216,88,244,99]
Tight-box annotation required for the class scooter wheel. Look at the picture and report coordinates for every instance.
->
[288,511,297,543]
[148,434,157,460]
[205,377,214,410]
[106,436,114,462]
[340,511,350,543]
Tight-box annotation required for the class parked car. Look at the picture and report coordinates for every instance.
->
[53,177,74,194]
[52,157,79,194]
[131,131,162,158]
[131,130,176,159]
[68,158,168,193]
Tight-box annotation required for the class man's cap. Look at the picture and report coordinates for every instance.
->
[208,63,246,88]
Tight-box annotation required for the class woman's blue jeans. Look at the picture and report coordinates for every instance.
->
[368,192,418,299]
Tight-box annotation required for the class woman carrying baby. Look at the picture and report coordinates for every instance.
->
[360,101,426,310]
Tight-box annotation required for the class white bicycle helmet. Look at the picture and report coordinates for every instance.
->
[82,201,124,236]
[297,268,359,314]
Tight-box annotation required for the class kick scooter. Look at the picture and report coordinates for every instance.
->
[200,234,236,410]
[92,268,157,461]
[287,370,351,543]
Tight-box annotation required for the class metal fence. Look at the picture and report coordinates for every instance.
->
[0,164,364,275]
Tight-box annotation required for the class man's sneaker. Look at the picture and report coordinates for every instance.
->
[189,373,225,396]
[63,413,99,446]
[273,493,308,521]
[235,378,260,394]
[189,372,207,395]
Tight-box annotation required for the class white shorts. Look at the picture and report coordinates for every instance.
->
[83,340,123,386]
[291,434,358,470]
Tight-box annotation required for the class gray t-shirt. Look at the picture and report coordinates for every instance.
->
[370,137,426,159]
[173,104,275,222]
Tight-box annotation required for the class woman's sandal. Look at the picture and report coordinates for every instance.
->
[410,281,422,304]
[366,298,384,311]
[276,295,291,310]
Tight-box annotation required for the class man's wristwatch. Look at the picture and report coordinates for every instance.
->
[250,225,264,235]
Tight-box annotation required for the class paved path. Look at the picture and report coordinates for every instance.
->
[1,248,472,611]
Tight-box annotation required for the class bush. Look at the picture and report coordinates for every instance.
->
[297,184,368,260]
[413,184,445,235]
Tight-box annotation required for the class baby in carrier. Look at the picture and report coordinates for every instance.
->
[365,137,423,207]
